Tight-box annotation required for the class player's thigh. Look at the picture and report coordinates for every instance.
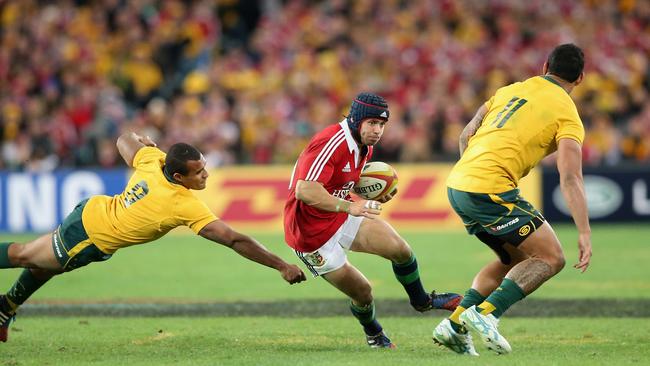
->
[350,217,410,262]
[516,222,564,264]
[10,233,61,270]
[322,262,373,303]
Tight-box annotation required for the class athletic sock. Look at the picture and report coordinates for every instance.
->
[392,254,429,308]
[6,269,51,307]
[476,278,525,318]
[0,242,13,268]
[350,301,383,336]
[448,288,487,333]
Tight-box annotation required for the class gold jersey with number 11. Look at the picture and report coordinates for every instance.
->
[447,76,585,194]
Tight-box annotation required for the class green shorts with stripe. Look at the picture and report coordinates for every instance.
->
[52,198,113,272]
[447,187,545,241]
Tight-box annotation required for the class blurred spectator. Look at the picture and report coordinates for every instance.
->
[0,0,649,170]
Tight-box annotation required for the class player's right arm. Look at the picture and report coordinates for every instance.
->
[459,103,488,156]
[116,132,158,167]
[198,220,306,284]
[295,180,382,218]
[557,138,592,273]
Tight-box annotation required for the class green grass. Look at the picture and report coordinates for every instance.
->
[1,224,649,364]
[2,317,649,365]
[2,224,649,301]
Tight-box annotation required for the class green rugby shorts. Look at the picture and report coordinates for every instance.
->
[51,198,112,271]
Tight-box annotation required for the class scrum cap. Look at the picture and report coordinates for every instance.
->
[347,92,389,143]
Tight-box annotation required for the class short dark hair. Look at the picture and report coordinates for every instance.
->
[547,43,584,83]
[165,143,202,176]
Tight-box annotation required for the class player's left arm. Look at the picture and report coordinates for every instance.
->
[459,104,488,156]
[116,132,158,167]
[198,220,306,284]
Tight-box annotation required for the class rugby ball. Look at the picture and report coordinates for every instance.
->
[353,161,398,200]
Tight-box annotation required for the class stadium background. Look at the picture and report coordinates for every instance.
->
[1,1,649,364]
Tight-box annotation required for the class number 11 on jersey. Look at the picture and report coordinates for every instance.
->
[491,96,528,128]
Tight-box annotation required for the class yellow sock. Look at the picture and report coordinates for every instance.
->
[449,306,466,325]
[476,301,496,315]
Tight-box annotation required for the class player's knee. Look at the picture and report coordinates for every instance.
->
[389,238,411,263]
[548,252,566,274]
[9,244,32,267]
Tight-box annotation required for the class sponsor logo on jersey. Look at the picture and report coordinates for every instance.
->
[333,181,355,199]
[342,162,351,173]
[518,224,531,236]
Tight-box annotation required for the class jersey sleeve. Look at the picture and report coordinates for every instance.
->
[294,137,343,184]
[176,196,219,234]
[556,107,585,145]
[133,147,166,169]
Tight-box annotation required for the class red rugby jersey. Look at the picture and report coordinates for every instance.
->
[284,121,373,252]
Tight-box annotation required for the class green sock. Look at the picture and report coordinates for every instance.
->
[459,288,486,309]
[478,278,525,318]
[7,269,51,306]
[0,242,13,268]
[350,301,383,336]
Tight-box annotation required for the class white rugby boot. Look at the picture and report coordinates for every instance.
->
[459,306,512,354]
[432,318,479,356]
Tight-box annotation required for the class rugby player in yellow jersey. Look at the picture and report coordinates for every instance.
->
[0,132,306,342]
[432,44,592,356]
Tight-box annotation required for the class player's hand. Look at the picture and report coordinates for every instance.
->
[280,264,307,284]
[139,135,157,147]
[348,199,382,218]
[377,188,397,203]
[573,233,592,273]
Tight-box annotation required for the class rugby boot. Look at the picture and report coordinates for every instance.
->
[366,331,396,349]
[413,291,463,312]
[460,305,512,354]
[432,318,479,356]
[0,297,16,343]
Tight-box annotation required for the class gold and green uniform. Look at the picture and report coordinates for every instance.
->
[447,76,584,237]
[52,147,217,270]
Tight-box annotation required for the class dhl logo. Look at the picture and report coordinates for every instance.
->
[193,165,540,231]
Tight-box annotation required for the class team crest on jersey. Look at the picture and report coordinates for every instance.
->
[518,225,531,236]
[304,251,326,267]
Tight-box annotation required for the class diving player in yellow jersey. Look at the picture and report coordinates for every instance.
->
[432,44,592,356]
[0,132,306,342]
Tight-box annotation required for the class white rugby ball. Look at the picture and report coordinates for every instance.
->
[353,161,398,200]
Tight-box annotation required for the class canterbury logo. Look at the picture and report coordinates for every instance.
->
[518,225,531,236]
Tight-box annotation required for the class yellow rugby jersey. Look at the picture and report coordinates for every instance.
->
[447,76,584,193]
[82,147,217,253]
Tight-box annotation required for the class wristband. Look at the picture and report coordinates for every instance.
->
[335,199,349,213]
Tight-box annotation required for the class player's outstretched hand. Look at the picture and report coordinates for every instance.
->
[281,264,307,284]
[139,135,157,147]
[348,199,382,218]
[573,233,592,273]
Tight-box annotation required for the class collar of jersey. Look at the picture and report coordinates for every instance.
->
[339,120,361,167]
[541,75,567,93]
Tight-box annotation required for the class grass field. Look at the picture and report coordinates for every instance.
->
[1,224,649,364]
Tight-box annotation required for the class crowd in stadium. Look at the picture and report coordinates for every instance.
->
[0,0,648,171]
